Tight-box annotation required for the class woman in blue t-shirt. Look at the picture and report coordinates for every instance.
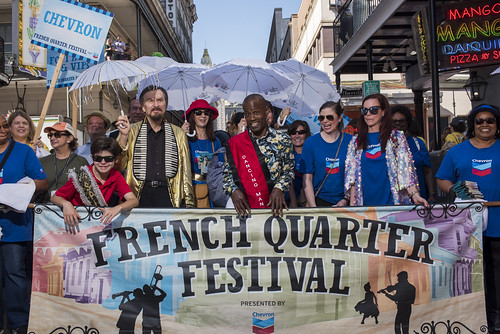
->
[436,104,500,330]
[287,120,311,207]
[392,105,435,201]
[181,99,224,208]
[345,94,427,206]
[301,101,351,207]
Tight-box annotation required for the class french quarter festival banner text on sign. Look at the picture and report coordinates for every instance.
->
[30,204,487,334]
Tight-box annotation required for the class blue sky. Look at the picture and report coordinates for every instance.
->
[192,0,302,65]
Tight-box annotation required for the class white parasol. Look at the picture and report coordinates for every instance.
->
[201,58,293,104]
[271,58,340,117]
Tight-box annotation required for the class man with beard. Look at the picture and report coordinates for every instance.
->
[116,86,194,208]
[223,94,294,217]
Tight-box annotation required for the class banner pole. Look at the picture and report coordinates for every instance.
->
[33,54,66,144]
[71,90,78,133]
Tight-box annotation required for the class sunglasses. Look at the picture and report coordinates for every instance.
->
[318,115,336,122]
[360,106,382,116]
[47,132,69,138]
[290,130,307,135]
[93,155,115,163]
[0,124,9,130]
[474,118,496,125]
[194,110,211,116]
[392,119,406,124]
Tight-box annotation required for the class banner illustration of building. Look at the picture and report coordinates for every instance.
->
[29,204,487,333]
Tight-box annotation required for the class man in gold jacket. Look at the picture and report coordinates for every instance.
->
[116,86,194,208]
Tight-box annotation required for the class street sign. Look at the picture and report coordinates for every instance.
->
[362,80,380,97]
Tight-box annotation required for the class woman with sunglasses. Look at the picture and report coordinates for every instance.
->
[436,104,500,331]
[301,101,351,207]
[51,137,138,234]
[8,109,50,158]
[345,94,427,206]
[181,99,225,208]
[37,122,88,203]
[286,120,311,207]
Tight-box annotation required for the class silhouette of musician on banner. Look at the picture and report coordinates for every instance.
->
[378,271,416,334]
[114,265,166,334]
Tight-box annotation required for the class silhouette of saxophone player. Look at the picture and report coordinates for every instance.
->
[378,271,416,334]
[114,288,144,334]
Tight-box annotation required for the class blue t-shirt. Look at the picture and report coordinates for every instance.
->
[407,136,431,199]
[285,150,303,202]
[293,150,303,196]
[436,140,500,237]
[300,132,351,204]
[361,132,393,205]
[188,138,224,183]
[0,140,46,242]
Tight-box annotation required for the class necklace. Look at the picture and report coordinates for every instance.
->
[53,153,72,188]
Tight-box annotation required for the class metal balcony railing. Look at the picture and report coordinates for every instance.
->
[332,0,382,56]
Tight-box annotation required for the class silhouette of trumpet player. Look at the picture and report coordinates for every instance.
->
[114,265,166,334]
[142,265,166,334]
[378,271,416,334]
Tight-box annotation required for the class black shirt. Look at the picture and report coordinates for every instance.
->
[145,121,166,181]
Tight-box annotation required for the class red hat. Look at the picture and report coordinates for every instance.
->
[44,122,75,137]
[184,99,219,120]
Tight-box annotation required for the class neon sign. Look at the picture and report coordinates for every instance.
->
[436,0,500,71]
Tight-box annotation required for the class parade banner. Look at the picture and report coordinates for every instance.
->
[30,0,113,65]
[46,49,104,88]
[30,204,487,334]
[19,0,47,77]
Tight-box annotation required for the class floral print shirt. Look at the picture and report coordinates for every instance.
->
[223,127,295,195]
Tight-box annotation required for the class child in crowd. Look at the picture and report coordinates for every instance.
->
[51,137,138,234]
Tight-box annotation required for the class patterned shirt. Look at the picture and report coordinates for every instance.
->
[223,127,294,195]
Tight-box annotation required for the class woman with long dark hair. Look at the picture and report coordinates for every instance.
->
[301,101,351,207]
[181,99,225,208]
[345,94,427,206]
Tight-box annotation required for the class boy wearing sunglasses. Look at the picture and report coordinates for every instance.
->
[51,137,138,234]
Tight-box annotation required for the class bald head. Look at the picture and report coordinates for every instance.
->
[242,94,270,138]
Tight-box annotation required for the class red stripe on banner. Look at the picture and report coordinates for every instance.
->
[472,168,491,176]
[253,325,274,334]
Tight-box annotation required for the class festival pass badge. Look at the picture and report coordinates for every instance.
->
[30,0,113,65]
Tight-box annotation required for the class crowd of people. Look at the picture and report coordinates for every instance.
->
[105,35,132,61]
[1,85,500,332]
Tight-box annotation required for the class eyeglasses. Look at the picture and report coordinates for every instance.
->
[0,124,9,130]
[194,110,211,116]
[392,119,406,124]
[290,130,307,135]
[47,132,69,139]
[318,115,335,122]
[360,106,382,116]
[474,118,496,125]
[93,155,115,163]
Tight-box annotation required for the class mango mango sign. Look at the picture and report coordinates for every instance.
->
[30,0,113,64]
[30,204,486,333]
